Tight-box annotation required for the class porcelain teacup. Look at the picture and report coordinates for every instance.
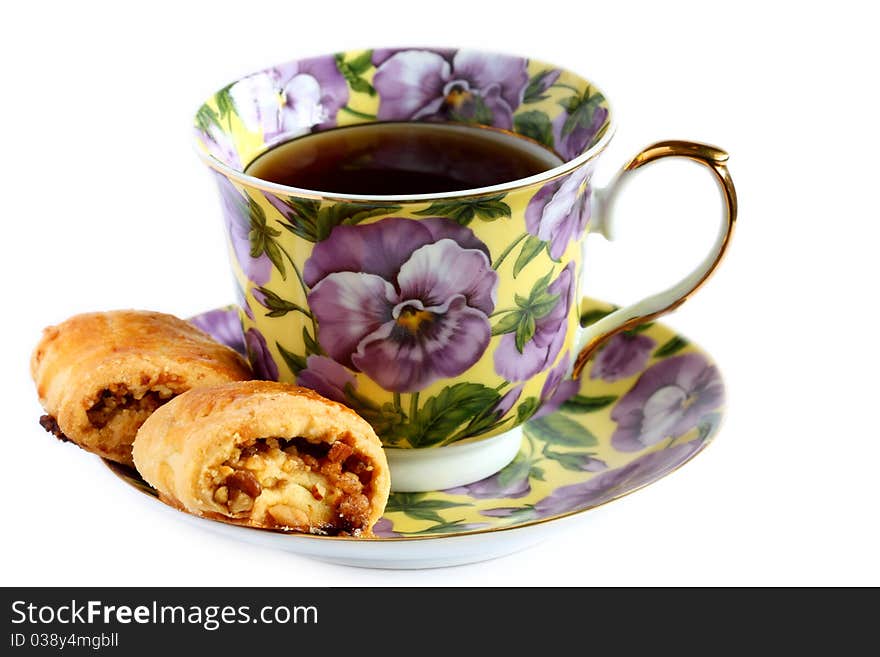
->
[193,47,736,492]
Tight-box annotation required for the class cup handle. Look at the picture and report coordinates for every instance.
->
[572,140,737,378]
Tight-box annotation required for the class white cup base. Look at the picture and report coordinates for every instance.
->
[385,426,523,493]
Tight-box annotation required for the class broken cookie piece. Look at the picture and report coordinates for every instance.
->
[132,381,390,536]
[31,310,252,465]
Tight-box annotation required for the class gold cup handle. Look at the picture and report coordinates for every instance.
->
[572,140,737,378]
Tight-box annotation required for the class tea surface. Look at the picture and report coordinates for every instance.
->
[245,122,562,195]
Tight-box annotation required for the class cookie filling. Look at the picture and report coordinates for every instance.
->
[210,437,374,536]
[86,383,178,432]
[39,414,69,442]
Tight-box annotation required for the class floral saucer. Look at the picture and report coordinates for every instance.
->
[105,297,724,569]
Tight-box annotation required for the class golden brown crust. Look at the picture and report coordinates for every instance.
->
[132,381,391,536]
[31,310,252,465]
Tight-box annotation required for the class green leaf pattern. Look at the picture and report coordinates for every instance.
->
[491,267,559,353]
[513,110,555,148]
[654,336,689,357]
[273,197,402,243]
[246,196,287,279]
[513,235,547,277]
[414,194,511,225]
[335,51,376,96]
[400,383,501,448]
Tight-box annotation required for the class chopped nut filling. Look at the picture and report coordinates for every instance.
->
[211,436,374,536]
[86,384,177,429]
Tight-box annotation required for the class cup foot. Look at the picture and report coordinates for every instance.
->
[385,427,523,493]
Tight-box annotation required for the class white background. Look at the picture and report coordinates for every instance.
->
[2,1,877,586]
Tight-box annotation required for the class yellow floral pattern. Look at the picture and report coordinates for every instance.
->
[194,48,613,450]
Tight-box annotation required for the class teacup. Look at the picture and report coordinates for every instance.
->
[193,47,736,492]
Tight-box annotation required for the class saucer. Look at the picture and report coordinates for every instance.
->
[105,297,725,569]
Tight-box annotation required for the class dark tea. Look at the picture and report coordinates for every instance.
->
[245,122,562,195]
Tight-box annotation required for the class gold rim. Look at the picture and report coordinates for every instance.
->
[199,121,614,204]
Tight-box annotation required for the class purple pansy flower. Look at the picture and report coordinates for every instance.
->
[590,333,656,382]
[200,122,241,169]
[611,353,724,452]
[494,262,575,381]
[305,217,498,392]
[371,518,401,538]
[229,55,348,144]
[444,453,532,499]
[533,351,580,419]
[371,47,457,68]
[532,439,706,517]
[214,174,271,286]
[526,167,591,260]
[553,105,609,161]
[491,384,523,420]
[296,355,356,405]
[372,49,528,129]
[189,308,245,356]
[244,327,278,381]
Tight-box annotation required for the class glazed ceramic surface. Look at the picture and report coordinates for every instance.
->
[105,299,725,569]
[194,48,613,452]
